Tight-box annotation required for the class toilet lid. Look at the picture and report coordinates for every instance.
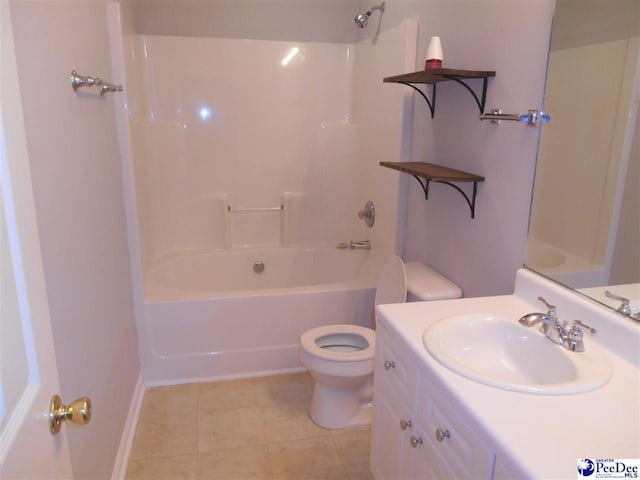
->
[300,324,375,361]
[374,255,407,307]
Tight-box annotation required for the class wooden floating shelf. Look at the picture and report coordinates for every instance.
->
[380,161,485,183]
[380,162,485,218]
[383,68,496,117]
[383,68,496,85]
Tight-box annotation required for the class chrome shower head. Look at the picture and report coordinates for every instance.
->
[354,2,385,29]
[354,12,369,28]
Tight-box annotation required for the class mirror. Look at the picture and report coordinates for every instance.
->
[525,0,639,319]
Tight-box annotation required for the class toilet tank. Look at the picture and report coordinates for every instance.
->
[404,262,462,302]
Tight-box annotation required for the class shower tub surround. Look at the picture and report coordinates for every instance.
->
[118,20,418,383]
[125,34,401,262]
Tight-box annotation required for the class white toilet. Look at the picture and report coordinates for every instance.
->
[299,256,461,429]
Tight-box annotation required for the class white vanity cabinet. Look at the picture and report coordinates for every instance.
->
[371,325,495,479]
[373,270,640,479]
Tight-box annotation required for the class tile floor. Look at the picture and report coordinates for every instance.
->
[126,372,373,480]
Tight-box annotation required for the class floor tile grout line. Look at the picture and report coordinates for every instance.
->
[330,431,353,479]
[330,433,349,473]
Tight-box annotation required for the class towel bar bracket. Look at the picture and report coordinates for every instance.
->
[70,70,122,96]
[480,108,550,126]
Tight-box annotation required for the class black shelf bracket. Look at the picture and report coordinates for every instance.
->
[384,69,495,118]
[411,175,480,219]
[437,74,489,114]
[399,82,436,118]
[399,76,489,116]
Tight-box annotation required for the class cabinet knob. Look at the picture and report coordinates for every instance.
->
[384,360,396,370]
[400,419,412,430]
[435,428,450,442]
[410,436,423,448]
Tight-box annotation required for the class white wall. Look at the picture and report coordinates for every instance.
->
[10,1,139,478]
[129,0,360,43]
[394,0,554,297]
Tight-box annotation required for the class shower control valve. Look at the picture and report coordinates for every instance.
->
[358,200,375,228]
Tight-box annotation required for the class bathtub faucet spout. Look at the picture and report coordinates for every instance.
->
[349,240,371,250]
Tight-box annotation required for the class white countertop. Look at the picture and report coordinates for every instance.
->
[376,269,640,479]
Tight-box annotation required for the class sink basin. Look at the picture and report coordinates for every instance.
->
[423,313,612,395]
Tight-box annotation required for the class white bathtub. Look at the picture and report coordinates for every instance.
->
[139,247,379,384]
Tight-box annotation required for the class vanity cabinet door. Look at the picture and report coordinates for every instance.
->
[417,377,495,479]
[371,325,421,480]
[410,423,434,480]
[374,325,420,405]
[370,384,415,480]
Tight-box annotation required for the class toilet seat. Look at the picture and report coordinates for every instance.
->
[300,324,375,362]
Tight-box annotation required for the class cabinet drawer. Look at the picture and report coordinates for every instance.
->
[418,380,495,479]
[375,326,420,409]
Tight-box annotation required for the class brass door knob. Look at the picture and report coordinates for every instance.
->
[49,394,91,435]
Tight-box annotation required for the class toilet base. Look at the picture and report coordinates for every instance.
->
[309,378,373,429]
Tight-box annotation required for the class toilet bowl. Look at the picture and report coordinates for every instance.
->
[299,256,461,429]
[299,325,376,429]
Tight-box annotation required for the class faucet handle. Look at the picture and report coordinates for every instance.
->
[357,200,375,228]
[572,320,596,335]
[567,324,585,352]
[605,290,632,315]
[567,320,596,352]
[537,296,557,318]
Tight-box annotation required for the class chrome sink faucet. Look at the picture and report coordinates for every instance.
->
[519,296,597,352]
[349,240,371,250]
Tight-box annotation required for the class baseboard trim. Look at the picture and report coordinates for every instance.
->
[111,374,145,480]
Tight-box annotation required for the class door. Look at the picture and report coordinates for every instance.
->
[0,2,73,478]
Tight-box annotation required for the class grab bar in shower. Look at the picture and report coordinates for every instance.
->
[227,205,284,213]
[480,108,550,126]
[70,70,123,96]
